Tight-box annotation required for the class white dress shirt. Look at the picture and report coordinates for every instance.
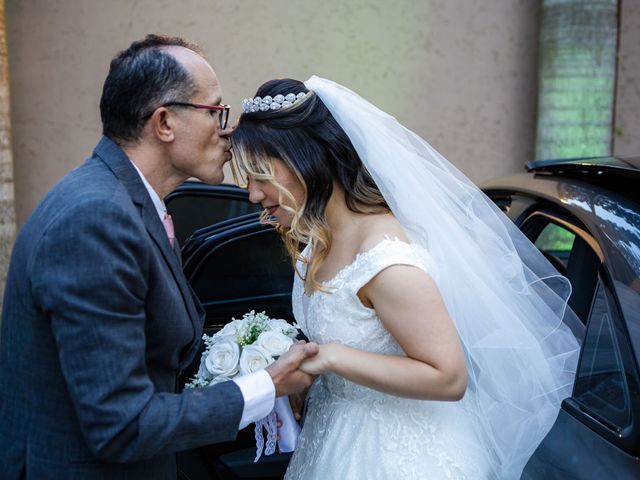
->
[130,161,275,428]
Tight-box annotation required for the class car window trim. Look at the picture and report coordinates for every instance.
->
[563,397,624,435]
[520,210,604,262]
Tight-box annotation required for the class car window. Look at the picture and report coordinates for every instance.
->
[534,223,576,268]
[573,281,633,432]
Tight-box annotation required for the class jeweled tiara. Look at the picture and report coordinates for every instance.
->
[242,92,308,113]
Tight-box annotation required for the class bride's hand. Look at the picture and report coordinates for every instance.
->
[299,344,337,375]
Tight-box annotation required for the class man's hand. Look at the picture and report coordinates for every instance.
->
[265,340,319,397]
[288,389,308,421]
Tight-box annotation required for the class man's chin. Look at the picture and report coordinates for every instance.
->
[189,170,223,185]
[205,173,225,185]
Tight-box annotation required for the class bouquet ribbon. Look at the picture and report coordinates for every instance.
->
[254,396,301,462]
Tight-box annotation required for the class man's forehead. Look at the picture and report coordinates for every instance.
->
[161,45,202,61]
[163,46,216,77]
[163,45,222,100]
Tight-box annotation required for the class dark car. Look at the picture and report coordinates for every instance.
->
[481,156,640,479]
[168,156,640,480]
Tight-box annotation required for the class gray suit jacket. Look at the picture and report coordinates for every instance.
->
[0,137,244,479]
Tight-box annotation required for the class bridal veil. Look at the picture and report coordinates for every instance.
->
[305,76,581,479]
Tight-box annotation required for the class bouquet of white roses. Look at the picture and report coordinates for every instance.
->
[185,311,301,460]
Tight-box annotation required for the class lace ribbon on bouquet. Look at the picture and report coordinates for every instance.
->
[254,396,301,462]
[254,411,277,461]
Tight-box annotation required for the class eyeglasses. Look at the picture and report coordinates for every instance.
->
[145,102,231,129]
[166,102,231,129]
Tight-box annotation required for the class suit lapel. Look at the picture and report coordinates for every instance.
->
[93,137,204,368]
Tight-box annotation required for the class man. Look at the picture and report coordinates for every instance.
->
[0,35,317,479]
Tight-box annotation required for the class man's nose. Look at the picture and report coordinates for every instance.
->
[218,124,235,137]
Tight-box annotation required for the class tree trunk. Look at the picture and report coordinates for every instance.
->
[0,0,17,318]
[535,0,619,160]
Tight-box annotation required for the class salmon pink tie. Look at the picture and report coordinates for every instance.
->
[162,213,175,248]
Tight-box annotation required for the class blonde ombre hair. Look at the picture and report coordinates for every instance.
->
[232,79,388,292]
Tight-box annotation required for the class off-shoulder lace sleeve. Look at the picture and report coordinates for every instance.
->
[342,237,434,295]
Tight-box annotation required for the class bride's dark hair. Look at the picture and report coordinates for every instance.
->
[231,78,388,291]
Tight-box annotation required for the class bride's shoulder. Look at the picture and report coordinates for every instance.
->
[357,213,409,253]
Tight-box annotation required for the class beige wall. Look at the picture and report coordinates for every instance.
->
[614,0,640,157]
[7,0,543,226]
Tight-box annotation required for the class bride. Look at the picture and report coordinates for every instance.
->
[231,77,580,479]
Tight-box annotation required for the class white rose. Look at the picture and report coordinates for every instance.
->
[215,319,244,339]
[239,345,273,375]
[267,319,298,338]
[256,330,294,357]
[267,318,291,332]
[205,340,240,378]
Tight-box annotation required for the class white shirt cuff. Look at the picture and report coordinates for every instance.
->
[232,369,276,430]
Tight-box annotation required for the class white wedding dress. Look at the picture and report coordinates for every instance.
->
[284,238,496,480]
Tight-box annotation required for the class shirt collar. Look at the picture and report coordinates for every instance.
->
[129,160,166,221]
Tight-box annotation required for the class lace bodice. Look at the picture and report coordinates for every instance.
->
[293,238,432,350]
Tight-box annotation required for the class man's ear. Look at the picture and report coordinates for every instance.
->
[149,108,175,143]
